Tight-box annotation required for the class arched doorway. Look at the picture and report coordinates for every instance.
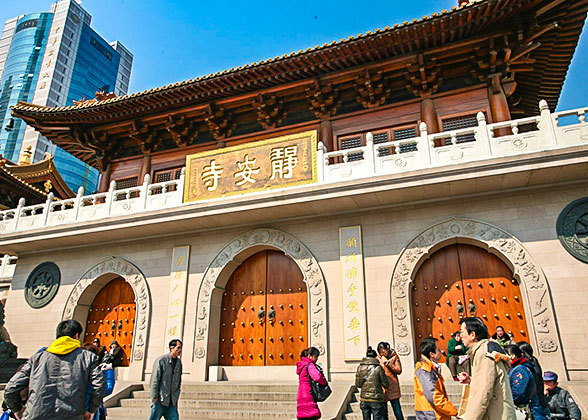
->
[83,277,137,366]
[412,243,529,359]
[218,250,308,366]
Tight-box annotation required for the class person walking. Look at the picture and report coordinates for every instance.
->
[82,343,115,420]
[4,320,106,420]
[518,341,551,419]
[355,346,390,420]
[149,339,183,420]
[377,342,404,420]
[296,347,328,420]
[543,371,581,420]
[414,337,458,420]
[447,330,470,380]
[457,317,516,420]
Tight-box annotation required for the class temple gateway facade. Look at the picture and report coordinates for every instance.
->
[1,0,588,386]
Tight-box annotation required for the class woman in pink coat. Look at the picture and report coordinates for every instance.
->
[296,347,328,420]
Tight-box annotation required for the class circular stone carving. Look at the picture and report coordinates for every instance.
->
[512,138,527,150]
[556,197,588,263]
[25,262,61,308]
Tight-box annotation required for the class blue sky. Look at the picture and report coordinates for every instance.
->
[1,0,586,111]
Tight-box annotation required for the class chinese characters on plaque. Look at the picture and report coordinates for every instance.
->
[339,226,368,361]
[164,246,190,350]
[184,130,317,202]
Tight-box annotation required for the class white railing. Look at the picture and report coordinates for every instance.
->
[0,169,185,234]
[0,255,17,278]
[1,100,587,235]
[317,100,588,182]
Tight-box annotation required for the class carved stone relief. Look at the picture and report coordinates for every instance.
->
[194,229,328,370]
[390,218,562,361]
[556,197,588,263]
[62,257,151,367]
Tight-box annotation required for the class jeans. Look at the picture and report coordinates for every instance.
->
[148,400,179,420]
[389,399,405,420]
[360,401,389,420]
[529,394,548,420]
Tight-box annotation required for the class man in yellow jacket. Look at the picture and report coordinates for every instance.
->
[414,337,458,420]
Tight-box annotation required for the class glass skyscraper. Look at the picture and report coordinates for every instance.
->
[0,0,132,193]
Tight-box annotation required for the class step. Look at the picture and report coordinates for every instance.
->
[106,406,296,419]
[120,398,297,411]
[131,390,297,401]
[141,382,299,393]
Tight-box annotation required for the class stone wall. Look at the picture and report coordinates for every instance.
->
[5,182,588,381]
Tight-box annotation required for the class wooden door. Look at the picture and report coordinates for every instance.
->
[266,251,308,365]
[219,250,308,366]
[219,252,267,366]
[84,277,136,366]
[412,244,529,361]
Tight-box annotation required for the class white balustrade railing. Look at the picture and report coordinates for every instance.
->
[1,100,587,234]
[0,255,17,278]
[0,168,185,234]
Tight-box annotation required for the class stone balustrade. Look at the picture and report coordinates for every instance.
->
[0,255,17,279]
[1,99,587,238]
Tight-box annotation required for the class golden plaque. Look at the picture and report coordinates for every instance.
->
[184,130,317,202]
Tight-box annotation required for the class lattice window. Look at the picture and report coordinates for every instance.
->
[373,131,391,156]
[442,114,480,144]
[115,177,138,199]
[394,127,416,141]
[153,168,183,194]
[339,136,363,161]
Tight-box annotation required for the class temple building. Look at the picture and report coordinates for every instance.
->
[1,0,588,395]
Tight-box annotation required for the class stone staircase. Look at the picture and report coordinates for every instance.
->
[107,382,298,420]
[343,383,463,420]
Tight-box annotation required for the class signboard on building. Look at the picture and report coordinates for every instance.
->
[339,226,368,361]
[164,245,190,349]
[184,130,317,202]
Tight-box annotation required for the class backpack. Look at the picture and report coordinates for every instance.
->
[306,363,332,402]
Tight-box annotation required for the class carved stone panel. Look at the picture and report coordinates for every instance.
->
[25,262,61,309]
[557,197,588,263]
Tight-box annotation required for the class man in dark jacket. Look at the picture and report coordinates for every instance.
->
[4,320,106,420]
[518,341,551,419]
[355,346,389,420]
[149,339,183,420]
[544,371,581,420]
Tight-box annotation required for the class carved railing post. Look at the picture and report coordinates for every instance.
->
[141,174,151,210]
[476,112,492,156]
[317,142,326,183]
[74,186,84,220]
[107,180,116,215]
[365,132,376,175]
[539,99,558,146]
[43,193,54,225]
[419,122,432,165]
[14,198,25,231]
[177,167,186,204]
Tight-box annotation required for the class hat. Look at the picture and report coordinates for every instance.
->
[543,371,558,382]
[111,340,119,346]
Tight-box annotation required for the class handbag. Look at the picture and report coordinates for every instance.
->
[306,363,332,402]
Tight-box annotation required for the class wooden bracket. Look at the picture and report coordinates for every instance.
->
[166,115,199,147]
[252,94,287,129]
[205,104,236,141]
[355,68,390,109]
[305,79,341,120]
[404,54,442,97]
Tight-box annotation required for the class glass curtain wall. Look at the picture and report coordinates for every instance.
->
[0,13,53,161]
